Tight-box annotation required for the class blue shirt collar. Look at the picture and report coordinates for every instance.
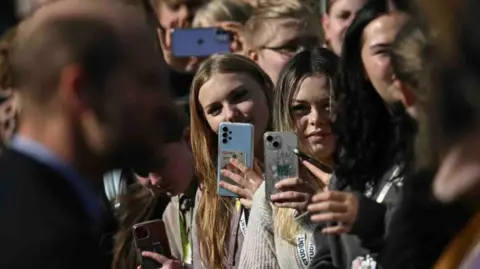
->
[9,135,103,224]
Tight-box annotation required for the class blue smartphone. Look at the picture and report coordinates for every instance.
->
[171,27,231,57]
[217,122,254,197]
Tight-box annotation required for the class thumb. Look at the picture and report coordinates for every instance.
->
[302,160,331,186]
[157,28,168,50]
[141,251,169,264]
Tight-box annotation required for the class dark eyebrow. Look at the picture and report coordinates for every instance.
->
[370,43,390,51]
[203,85,245,111]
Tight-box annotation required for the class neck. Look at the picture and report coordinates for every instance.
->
[17,116,104,184]
[321,156,334,168]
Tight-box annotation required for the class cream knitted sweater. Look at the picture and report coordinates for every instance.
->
[239,182,318,269]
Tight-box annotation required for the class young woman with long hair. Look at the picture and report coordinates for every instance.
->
[307,0,414,268]
[239,47,338,269]
[189,53,273,269]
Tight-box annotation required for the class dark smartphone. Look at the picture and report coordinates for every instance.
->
[293,148,333,174]
[133,219,172,269]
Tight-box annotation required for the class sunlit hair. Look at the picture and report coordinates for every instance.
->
[192,0,253,27]
[273,47,338,243]
[189,53,273,269]
[390,18,434,170]
[243,0,321,51]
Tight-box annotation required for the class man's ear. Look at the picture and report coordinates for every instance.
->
[322,13,330,41]
[247,50,259,63]
[58,65,87,114]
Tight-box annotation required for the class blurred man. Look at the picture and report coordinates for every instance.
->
[0,0,175,268]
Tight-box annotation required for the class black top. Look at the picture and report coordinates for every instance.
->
[309,165,403,269]
[0,149,110,269]
[378,168,473,269]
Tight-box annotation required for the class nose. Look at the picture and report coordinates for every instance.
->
[224,104,240,122]
[148,173,162,186]
[308,108,326,126]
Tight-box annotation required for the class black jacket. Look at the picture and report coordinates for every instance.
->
[0,149,110,269]
[309,166,403,269]
[378,169,473,269]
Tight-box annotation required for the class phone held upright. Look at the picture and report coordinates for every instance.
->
[217,122,254,197]
[133,219,172,269]
[263,132,299,199]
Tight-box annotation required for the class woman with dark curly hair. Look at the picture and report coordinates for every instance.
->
[307,0,414,268]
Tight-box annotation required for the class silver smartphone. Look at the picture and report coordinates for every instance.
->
[263,132,299,199]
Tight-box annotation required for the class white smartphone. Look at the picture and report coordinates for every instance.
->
[217,122,254,197]
[263,132,299,199]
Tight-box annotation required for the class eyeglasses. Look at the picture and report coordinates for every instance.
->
[259,44,307,57]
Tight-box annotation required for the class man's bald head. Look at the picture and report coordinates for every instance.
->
[11,0,165,106]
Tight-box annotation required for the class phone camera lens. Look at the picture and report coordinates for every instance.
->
[266,136,273,142]
[222,132,228,138]
[222,138,228,144]
[222,126,229,132]
[134,226,149,240]
[272,141,280,148]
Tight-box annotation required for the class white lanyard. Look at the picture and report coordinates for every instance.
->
[296,233,315,267]
[236,199,247,236]
[239,211,247,236]
[376,166,403,203]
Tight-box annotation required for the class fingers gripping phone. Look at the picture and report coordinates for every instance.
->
[171,27,231,57]
[133,220,172,269]
[217,122,254,197]
[264,132,299,199]
[293,148,334,174]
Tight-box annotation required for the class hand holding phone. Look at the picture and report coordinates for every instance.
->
[137,251,182,269]
[133,220,172,269]
[264,132,299,199]
[157,19,191,71]
[217,122,263,208]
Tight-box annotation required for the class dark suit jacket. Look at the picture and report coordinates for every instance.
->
[0,149,110,269]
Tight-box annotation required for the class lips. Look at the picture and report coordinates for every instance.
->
[307,130,331,138]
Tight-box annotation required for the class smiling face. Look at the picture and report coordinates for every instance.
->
[361,12,407,105]
[198,72,270,143]
[291,75,335,159]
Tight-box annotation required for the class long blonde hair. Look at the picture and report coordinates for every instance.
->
[189,53,273,269]
[272,48,338,243]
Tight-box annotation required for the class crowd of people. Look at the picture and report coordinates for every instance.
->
[1,0,480,268]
